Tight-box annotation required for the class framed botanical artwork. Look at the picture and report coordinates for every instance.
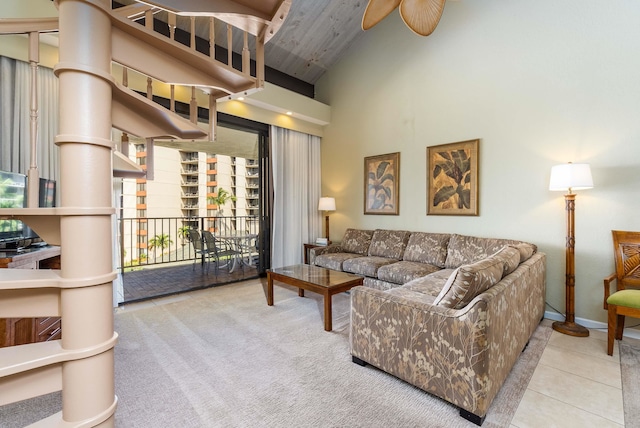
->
[364,152,400,215]
[427,139,479,216]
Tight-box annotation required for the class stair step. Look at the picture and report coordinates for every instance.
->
[0,333,118,406]
[110,10,258,95]
[111,79,208,140]
[0,207,115,246]
[25,394,118,428]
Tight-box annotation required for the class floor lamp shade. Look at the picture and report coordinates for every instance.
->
[550,162,593,337]
[318,197,336,241]
[549,163,593,192]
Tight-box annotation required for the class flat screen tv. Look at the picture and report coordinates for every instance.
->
[0,171,27,243]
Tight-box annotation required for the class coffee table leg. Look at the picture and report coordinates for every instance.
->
[267,272,274,305]
[324,292,332,331]
[298,288,305,297]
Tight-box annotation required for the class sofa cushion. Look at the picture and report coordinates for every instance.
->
[377,261,442,285]
[363,277,404,291]
[341,228,375,255]
[385,287,438,305]
[434,256,505,309]
[315,253,363,271]
[444,234,535,269]
[403,232,451,268]
[491,246,521,277]
[343,256,398,277]
[368,229,411,259]
[402,274,448,298]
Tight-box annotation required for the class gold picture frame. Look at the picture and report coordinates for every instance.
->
[427,139,479,216]
[364,152,400,215]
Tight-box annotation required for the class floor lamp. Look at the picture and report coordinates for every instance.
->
[318,197,336,242]
[549,162,593,337]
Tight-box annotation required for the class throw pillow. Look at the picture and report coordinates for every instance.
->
[510,243,535,263]
[434,256,505,309]
[491,246,521,277]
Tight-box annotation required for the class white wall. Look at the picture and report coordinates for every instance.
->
[316,0,640,325]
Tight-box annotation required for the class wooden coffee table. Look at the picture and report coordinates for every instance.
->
[267,264,364,331]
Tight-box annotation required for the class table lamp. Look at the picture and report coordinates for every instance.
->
[318,197,336,242]
[549,162,593,337]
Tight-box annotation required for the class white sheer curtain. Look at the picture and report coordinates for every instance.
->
[271,126,323,268]
[0,56,59,185]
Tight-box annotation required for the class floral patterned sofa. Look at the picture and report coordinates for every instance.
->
[312,228,546,425]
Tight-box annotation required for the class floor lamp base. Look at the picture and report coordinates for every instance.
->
[552,320,590,337]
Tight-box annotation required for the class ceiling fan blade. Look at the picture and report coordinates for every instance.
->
[399,0,446,36]
[362,0,402,30]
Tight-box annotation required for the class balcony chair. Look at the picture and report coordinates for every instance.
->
[603,230,640,355]
[238,231,259,267]
[188,229,210,271]
[202,230,240,274]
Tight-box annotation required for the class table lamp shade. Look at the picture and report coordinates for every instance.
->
[318,197,336,211]
[549,163,593,192]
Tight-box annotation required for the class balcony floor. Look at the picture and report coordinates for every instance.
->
[120,260,259,304]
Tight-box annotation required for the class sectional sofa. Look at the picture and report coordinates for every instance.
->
[311,228,546,426]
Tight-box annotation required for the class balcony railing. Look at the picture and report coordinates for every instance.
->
[118,215,260,271]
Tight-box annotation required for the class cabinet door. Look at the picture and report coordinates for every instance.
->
[11,318,37,346]
[36,317,62,342]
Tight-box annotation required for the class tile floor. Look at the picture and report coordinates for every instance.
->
[511,321,631,428]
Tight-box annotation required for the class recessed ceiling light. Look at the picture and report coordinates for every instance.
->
[286,111,293,116]
[237,97,245,101]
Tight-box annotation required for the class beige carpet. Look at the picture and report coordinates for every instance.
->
[620,341,640,428]
[2,279,552,427]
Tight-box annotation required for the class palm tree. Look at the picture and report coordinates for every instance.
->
[177,225,191,246]
[207,188,236,216]
[148,234,173,260]
[208,188,237,233]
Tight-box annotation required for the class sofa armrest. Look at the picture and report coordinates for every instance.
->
[310,244,344,264]
[350,252,546,418]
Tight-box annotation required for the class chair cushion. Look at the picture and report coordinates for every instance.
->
[434,256,505,309]
[607,289,640,309]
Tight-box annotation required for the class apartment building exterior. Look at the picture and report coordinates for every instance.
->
[119,142,258,265]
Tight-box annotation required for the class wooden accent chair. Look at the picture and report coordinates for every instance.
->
[603,230,640,355]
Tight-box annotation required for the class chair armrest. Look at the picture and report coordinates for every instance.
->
[603,273,617,310]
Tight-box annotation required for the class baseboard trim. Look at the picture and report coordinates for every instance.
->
[544,311,640,340]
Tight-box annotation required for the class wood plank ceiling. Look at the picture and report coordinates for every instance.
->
[118,0,368,86]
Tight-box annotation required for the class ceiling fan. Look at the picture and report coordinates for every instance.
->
[362,0,446,36]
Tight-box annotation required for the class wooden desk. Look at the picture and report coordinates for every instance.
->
[0,245,61,269]
[0,245,62,347]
